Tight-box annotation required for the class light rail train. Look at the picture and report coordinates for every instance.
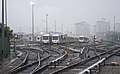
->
[42,34,52,44]
[42,33,79,44]
[79,35,89,43]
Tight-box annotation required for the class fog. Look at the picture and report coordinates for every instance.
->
[0,0,120,35]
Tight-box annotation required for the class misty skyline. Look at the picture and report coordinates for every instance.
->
[0,0,120,34]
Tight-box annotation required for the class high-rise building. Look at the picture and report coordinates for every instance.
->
[74,21,90,37]
[94,18,109,39]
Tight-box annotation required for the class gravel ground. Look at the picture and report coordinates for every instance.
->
[0,49,19,68]
[98,55,120,74]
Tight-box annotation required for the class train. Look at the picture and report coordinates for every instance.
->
[41,33,79,44]
[22,34,89,44]
[78,35,89,43]
[42,34,52,44]
[51,34,61,44]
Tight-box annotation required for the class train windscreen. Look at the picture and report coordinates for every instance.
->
[79,37,84,40]
[43,36,48,40]
[53,36,58,40]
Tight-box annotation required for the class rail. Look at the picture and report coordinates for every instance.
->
[29,53,41,74]
[6,51,29,74]
[50,46,120,74]
[6,46,51,74]
[51,50,67,63]
[78,58,105,74]
[32,48,68,74]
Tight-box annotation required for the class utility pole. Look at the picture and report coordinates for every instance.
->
[2,0,5,56]
[5,0,7,27]
[114,16,116,42]
[30,2,35,43]
[46,14,48,34]
[61,24,63,33]
[55,20,56,33]
[93,35,96,47]
[67,27,68,34]
[114,16,115,34]
[109,21,110,34]
[14,34,16,56]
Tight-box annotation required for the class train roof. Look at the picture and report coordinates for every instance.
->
[79,35,84,37]
[42,34,51,36]
[52,34,59,36]
[79,35,88,38]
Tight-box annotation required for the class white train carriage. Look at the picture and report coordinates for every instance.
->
[51,34,79,44]
[42,34,51,44]
[51,34,60,44]
[79,35,89,43]
[51,34,67,44]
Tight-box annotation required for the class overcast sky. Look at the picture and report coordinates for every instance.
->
[0,0,120,34]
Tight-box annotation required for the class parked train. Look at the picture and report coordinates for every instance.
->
[42,33,79,44]
[42,34,52,44]
[51,34,61,44]
[79,35,89,43]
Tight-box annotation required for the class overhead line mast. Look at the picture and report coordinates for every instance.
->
[2,0,5,55]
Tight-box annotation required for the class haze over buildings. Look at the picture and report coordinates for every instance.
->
[94,18,110,39]
[0,0,120,35]
[115,23,120,33]
[74,22,90,37]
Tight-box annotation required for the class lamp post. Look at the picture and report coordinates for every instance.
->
[30,2,35,43]
[46,14,48,34]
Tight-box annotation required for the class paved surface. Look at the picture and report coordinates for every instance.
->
[98,55,120,74]
[0,48,20,68]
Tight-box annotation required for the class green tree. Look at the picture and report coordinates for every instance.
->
[4,26,13,38]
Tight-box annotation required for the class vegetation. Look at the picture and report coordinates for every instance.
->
[4,26,13,38]
[105,32,118,41]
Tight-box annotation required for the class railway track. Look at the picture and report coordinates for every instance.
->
[0,45,50,74]
[29,45,68,74]
[97,53,120,74]
[0,50,28,74]
[1,44,66,74]
[32,44,85,74]
[50,46,120,74]
[1,42,114,74]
